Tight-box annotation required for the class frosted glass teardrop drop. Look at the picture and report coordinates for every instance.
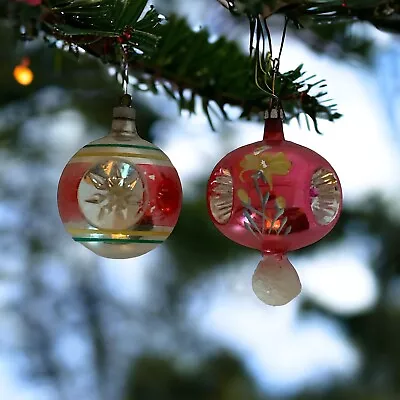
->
[252,254,301,306]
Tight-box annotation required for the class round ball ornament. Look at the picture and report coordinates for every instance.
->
[58,96,182,259]
[207,108,342,306]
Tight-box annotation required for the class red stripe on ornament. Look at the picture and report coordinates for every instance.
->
[58,162,90,223]
[137,164,182,228]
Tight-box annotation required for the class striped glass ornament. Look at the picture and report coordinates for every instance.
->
[58,97,182,259]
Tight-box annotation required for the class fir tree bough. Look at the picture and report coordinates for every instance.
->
[221,0,400,32]
[5,0,399,131]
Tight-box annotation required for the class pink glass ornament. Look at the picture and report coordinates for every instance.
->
[207,109,342,306]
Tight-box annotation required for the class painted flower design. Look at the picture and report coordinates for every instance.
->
[239,150,291,189]
[78,160,145,230]
[237,188,250,204]
[239,185,292,237]
[275,196,286,209]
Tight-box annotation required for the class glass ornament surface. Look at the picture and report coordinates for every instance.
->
[207,119,342,255]
[208,168,234,224]
[206,114,343,306]
[58,102,182,259]
[310,168,341,225]
[78,159,146,231]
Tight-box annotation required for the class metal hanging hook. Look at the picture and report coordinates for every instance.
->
[255,14,289,104]
[260,16,289,118]
[278,16,289,63]
[271,16,289,97]
[122,44,129,95]
[120,44,132,106]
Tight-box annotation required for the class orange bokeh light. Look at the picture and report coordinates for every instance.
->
[13,58,34,86]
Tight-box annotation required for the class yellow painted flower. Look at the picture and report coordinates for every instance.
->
[275,196,286,209]
[237,189,250,204]
[239,151,291,189]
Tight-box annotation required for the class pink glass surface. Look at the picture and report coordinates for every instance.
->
[207,118,342,254]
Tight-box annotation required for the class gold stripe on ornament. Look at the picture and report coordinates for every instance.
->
[84,144,163,152]
[74,151,169,162]
[67,228,172,238]
[70,156,172,167]
[64,221,173,232]
[74,237,164,244]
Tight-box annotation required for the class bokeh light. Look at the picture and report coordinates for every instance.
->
[13,58,34,86]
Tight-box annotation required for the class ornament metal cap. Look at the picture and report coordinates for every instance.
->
[110,94,137,138]
[264,107,284,120]
[113,94,136,120]
[264,99,284,120]
[263,99,285,143]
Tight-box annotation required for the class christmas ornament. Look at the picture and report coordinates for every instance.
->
[207,107,342,306]
[58,95,182,259]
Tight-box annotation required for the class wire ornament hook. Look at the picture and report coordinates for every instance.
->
[271,57,280,96]
[121,44,129,96]
[263,16,288,96]
[119,44,133,107]
[253,15,289,118]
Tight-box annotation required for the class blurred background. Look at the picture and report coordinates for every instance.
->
[1,0,400,399]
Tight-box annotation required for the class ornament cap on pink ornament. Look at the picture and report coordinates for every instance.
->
[207,103,342,306]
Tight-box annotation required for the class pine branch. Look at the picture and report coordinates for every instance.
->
[19,2,396,133]
[222,1,400,34]
[303,24,374,62]
[62,14,341,131]
[43,0,162,55]
[4,1,342,132]
[294,0,400,34]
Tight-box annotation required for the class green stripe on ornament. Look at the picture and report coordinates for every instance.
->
[73,238,164,244]
[83,144,163,152]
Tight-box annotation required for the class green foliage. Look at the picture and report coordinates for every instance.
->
[293,0,400,33]
[4,0,341,132]
[136,16,341,130]
[5,0,399,131]
[307,23,374,62]
[44,0,162,55]
[255,55,341,132]
[226,0,400,34]
[123,353,261,400]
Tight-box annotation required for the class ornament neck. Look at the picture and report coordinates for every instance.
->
[263,106,285,143]
[263,118,284,143]
[110,106,139,139]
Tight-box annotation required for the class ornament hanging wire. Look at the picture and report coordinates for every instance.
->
[121,44,129,96]
[120,44,133,106]
[254,15,289,104]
